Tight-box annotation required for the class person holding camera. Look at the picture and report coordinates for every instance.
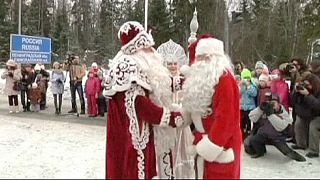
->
[50,62,65,115]
[240,68,258,139]
[67,56,86,114]
[245,94,306,162]
[1,59,22,113]
[291,73,320,151]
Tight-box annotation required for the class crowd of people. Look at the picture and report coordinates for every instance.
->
[1,20,320,179]
[234,58,320,161]
[1,56,107,117]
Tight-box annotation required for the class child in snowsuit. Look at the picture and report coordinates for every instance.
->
[85,70,101,117]
[29,83,42,112]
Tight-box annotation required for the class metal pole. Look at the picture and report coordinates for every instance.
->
[18,0,21,34]
[224,8,229,55]
[144,0,148,29]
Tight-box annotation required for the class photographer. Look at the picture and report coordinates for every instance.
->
[66,55,86,114]
[245,94,306,162]
[291,74,320,151]
[20,64,34,112]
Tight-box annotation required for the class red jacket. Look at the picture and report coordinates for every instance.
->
[85,77,101,96]
[270,80,290,111]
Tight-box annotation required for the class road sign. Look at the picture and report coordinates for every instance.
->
[10,34,52,64]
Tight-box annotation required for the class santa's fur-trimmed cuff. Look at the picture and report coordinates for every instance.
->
[215,148,235,163]
[196,135,223,162]
[159,108,171,127]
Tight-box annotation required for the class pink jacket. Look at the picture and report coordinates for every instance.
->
[85,77,101,96]
[270,80,290,111]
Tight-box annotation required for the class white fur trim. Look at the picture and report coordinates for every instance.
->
[159,108,171,127]
[215,148,235,163]
[196,135,223,162]
[121,30,155,55]
[174,116,184,127]
[195,38,224,57]
[186,145,197,156]
[103,55,151,96]
[180,65,190,76]
[191,112,205,133]
[118,21,144,39]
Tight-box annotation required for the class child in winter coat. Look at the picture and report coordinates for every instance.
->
[51,62,65,115]
[1,59,22,113]
[258,73,271,105]
[270,69,290,111]
[85,70,101,117]
[240,68,258,138]
[29,83,42,112]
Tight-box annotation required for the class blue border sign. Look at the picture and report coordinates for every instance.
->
[10,34,52,64]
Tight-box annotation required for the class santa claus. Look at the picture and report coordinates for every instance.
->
[182,35,242,179]
[104,21,184,179]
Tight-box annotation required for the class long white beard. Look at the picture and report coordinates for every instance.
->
[135,49,173,107]
[182,55,233,115]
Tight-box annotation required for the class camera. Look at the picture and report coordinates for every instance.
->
[260,101,275,115]
[296,82,305,90]
[285,63,295,71]
[64,54,75,66]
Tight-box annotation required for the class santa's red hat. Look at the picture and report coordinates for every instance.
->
[118,21,155,54]
[188,34,213,66]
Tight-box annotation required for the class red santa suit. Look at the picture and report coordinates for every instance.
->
[182,36,242,179]
[104,21,184,179]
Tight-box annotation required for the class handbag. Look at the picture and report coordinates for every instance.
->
[13,81,22,91]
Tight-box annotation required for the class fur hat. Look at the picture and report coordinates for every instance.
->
[118,21,155,54]
[6,59,16,67]
[188,34,213,66]
[195,38,224,57]
[53,61,60,68]
[32,82,38,89]
[259,73,269,82]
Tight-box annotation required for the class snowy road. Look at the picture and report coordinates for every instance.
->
[0,94,319,178]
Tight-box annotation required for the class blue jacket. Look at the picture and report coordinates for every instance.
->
[240,83,258,111]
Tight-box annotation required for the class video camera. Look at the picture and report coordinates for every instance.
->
[259,92,277,115]
[296,82,305,91]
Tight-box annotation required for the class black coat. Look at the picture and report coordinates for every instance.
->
[290,91,320,121]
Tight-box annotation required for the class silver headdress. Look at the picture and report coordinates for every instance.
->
[157,39,187,66]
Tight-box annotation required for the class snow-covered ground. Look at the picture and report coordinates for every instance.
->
[0,69,320,178]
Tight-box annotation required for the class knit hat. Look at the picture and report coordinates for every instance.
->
[91,62,98,68]
[255,61,265,70]
[241,68,252,79]
[118,21,155,54]
[6,59,16,67]
[259,73,269,82]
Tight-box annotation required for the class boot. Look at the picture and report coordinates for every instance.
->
[306,152,319,158]
[80,109,85,115]
[14,105,19,113]
[9,106,13,113]
[287,151,306,162]
[58,94,62,115]
[55,108,59,115]
[54,94,58,115]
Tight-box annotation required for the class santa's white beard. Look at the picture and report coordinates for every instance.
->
[182,55,233,115]
[135,49,173,107]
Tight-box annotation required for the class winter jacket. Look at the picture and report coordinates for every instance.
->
[29,87,42,104]
[240,83,258,110]
[270,80,290,111]
[290,91,320,121]
[249,106,292,141]
[1,68,22,96]
[70,64,86,82]
[85,77,101,96]
[50,69,65,94]
[20,70,34,91]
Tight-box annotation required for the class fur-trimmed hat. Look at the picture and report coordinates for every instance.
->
[195,38,224,57]
[188,34,213,66]
[6,59,16,67]
[118,21,155,54]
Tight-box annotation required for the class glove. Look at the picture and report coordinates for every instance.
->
[8,72,13,77]
[56,79,63,84]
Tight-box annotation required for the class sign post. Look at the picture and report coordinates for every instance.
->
[10,34,52,64]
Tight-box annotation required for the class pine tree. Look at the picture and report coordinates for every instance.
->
[0,0,12,60]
